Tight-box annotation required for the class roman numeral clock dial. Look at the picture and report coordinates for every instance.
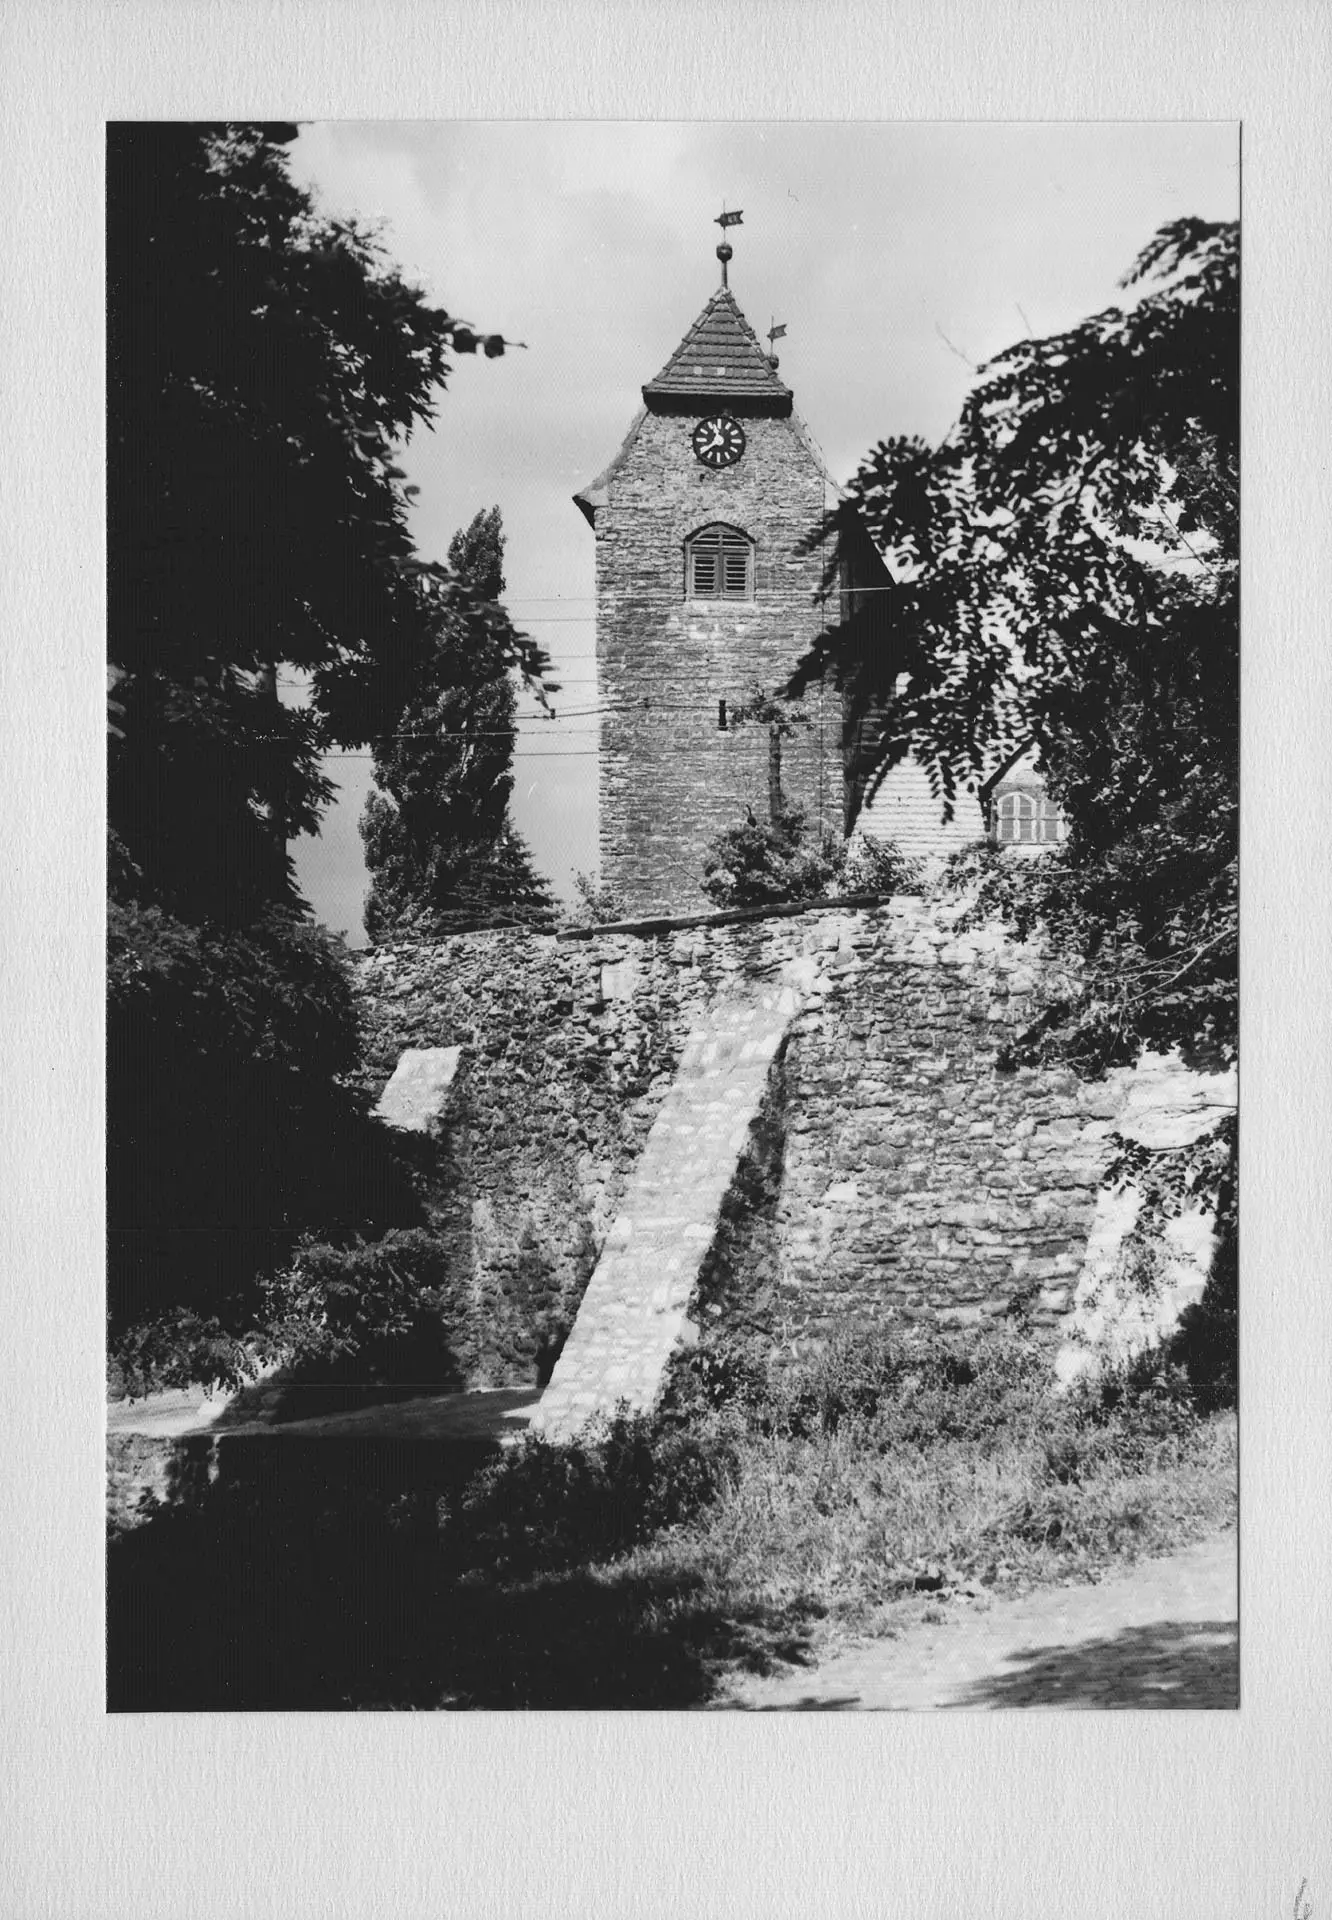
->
[691,413,746,469]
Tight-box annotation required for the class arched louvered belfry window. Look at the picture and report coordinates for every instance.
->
[685,523,754,600]
[995,789,1061,845]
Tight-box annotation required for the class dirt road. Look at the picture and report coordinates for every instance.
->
[720,1530,1238,1710]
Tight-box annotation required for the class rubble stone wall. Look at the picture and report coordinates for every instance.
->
[353,900,1122,1386]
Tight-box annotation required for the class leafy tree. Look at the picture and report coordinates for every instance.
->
[698,688,839,908]
[360,507,555,938]
[698,687,924,910]
[447,503,506,602]
[107,892,425,1392]
[108,122,544,924]
[106,123,542,1385]
[790,218,1238,1074]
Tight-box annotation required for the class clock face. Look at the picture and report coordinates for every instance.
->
[691,414,746,469]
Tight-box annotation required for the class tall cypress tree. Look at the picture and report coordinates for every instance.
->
[361,507,554,939]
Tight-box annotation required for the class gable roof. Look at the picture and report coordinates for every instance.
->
[642,287,792,407]
[574,406,646,526]
[985,739,1050,798]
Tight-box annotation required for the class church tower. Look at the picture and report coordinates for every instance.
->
[575,230,852,917]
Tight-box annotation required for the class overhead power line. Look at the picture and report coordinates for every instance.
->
[332,748,604,761]
[313,702,772,746]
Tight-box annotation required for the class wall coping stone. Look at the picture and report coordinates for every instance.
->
[555,891,898,942]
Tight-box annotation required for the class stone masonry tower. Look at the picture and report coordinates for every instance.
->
[575,239,849,916]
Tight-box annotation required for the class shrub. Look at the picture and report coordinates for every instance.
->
[456,1405,745,1577]
[108,897,423,1387]
[839,833,926,896]
[1164,1214,1237,1411]
[110,1227,472,1399]
[268,1229,475,1386]
[700,804,842,909]
[110,1311,265,1401]
[455,1328,1224,1598]
[558,870,628,929]
[669,1321,1214,1490]
[700,810,926,911]
[755,1324,1054,1447]
[661,1339,774,1423]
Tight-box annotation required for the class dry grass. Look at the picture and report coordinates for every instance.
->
[607,1407,1236,1668]
[108,1324,1238,1709]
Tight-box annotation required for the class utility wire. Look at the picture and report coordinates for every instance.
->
[271,585,856,627]
[281,701,764,744]
[331,749,604,760]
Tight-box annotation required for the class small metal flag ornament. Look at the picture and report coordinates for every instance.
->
[714,206,743,284]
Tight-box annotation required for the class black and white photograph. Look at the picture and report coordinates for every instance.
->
[105,118,1242,1714]
[5,6,1330,1910]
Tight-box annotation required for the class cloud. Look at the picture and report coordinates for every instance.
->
[286,120,1238,938]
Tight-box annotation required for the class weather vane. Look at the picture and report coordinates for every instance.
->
[767,318,786,367]
[714,205,743,286]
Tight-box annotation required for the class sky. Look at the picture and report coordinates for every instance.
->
[284,120,1239,945]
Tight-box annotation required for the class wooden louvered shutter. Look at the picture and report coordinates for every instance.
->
[690,543,719,596]
[722,536,749,596]
[688,524,752,599]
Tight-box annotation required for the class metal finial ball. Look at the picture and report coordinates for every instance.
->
[716,241,733,262]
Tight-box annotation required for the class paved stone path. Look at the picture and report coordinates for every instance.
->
[107,1382,542,1528]
[720,1530,1238,1710]
[108,1380,540,1444]
[532,996,792,1439]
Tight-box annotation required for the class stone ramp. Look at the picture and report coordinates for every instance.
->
[531,996,793,1440]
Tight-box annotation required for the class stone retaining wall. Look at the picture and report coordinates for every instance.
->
[355,900,1146,1383]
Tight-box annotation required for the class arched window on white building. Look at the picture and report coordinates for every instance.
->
[994,789,1061,845]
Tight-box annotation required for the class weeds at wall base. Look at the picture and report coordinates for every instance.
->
[109,1320,1235,1708]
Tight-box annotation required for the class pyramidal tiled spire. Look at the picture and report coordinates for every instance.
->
[643,287,793,405]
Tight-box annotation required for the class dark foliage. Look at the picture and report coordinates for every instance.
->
[455,1407,744,1580]
[107,895,424,1388]
[107,127,548,920]
[790,219,1238,1075]
[106,124,547,1385]
[106,1322,1227,1710]
[700,810,923,910]
[106,1437,792,1710]
[1162,1161,1237,1412]
[264,1229,476,1385]
[114,124,429,916]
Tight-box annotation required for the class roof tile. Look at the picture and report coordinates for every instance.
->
[643,287,792,401]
